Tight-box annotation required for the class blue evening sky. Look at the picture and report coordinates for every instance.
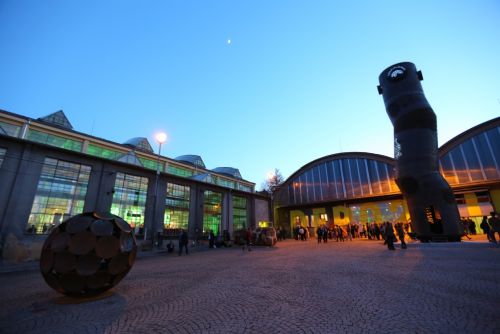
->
[1,1,499,188]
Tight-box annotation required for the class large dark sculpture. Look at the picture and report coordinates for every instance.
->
[377,62,462,241]
[40,212,137,296]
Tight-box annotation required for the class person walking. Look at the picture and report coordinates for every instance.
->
[395,222,407,249]
[242,227,253,251]
[178,229,189,256]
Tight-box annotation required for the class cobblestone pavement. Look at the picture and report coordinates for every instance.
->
[1,239,499,334]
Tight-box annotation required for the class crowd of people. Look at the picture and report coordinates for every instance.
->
[294,221,412,245]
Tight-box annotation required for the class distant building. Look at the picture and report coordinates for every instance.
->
[273,117,500,236]
[0,109,270,261]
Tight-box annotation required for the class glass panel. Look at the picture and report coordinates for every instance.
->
[0,121,21,137]
[163,183,190,233]
[86,143,123,160]
[110,172,149,230]
[26,129,82,152]
[333,160,343,199]
[138,157,163,172]
[449,147,470,183]
[326,161,336,199]
[320,163,330,201]
[367,160,381,194]
[461,139,484,181]
[233,196,247,231]
[27,158,91,234]
[298,174,306,204]
[203,190,222,236]
[168,165,194,178]
[216,177,235,189]
[359,159,371,196]
[439,153,458,185]
[341,159,353,198]
[349,159,362,197]
[313,166,322,201]
[378,162,391,193]
[474,133,499,180]
[0,147,6,168]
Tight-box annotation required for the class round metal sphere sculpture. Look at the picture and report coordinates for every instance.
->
[40,212,137,296]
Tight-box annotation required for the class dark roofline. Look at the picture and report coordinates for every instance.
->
[0,108,255,186]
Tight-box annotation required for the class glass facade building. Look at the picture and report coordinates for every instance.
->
[232,196,247,231]
[203,190,222,235]
[110,172,149,229]
[275,119,500,235]
[27,158,91,233]
[164,183,190,230]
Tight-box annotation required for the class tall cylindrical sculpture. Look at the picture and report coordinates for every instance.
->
[377,62,462,241]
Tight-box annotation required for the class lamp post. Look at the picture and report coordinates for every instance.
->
[149,132,167,243]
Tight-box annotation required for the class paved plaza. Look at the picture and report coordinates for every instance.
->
[1,238,500,334]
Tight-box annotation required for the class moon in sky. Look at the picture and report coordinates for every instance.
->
[227,39,231,45]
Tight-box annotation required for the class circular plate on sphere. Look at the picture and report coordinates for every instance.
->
[90,219,114,236]
[40,248,54,273]
[120,232,135,252]
[92,212,115,220]
[86,270,112,290]
[66,215,94,234]
[76,253,102,276]
[68,231,96,255]
[53,250,76,274]
[95,236,120,259]
[60,272,86,294]
[51,232,70,252]
[114,217,132,233]
[109,253,130,275]
[128,250,137,267]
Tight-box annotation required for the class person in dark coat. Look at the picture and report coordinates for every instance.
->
[178,229,189,256]
[395,222,407,249]
[385,222,396,250]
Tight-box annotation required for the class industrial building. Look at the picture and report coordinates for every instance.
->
[0,109,270,261]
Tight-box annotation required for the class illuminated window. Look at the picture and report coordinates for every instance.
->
[86,143,123,160]
[110,172,148,229]
[26,129,82,152]
[138,157,163,172]
[203,190,222,235]
[233,196,247,231]
[0,121,21,137]
[0,147,6,168]
[238,183,252,192]
[164,183,190,230]
[168,165,194,178]
[27,158,91,234]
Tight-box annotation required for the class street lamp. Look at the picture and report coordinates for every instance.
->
[149,132,167,243]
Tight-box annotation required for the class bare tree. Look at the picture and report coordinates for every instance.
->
[264,168,284,196]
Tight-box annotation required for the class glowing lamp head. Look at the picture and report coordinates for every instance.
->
[155,132,167,144]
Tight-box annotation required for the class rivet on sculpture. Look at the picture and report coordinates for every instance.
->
[377,62,462,242]
[40,212,137,296]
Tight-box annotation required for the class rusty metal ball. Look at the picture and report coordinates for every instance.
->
[40,212,137,297]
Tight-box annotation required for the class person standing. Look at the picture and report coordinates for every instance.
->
[385,222,396,250]
[242,227,253,251]
[488,212,499,244]
[178,229,189,256]
[395,222,407,249]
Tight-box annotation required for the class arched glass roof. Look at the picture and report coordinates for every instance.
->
[275,152,398,207]
[438,117,500,186]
